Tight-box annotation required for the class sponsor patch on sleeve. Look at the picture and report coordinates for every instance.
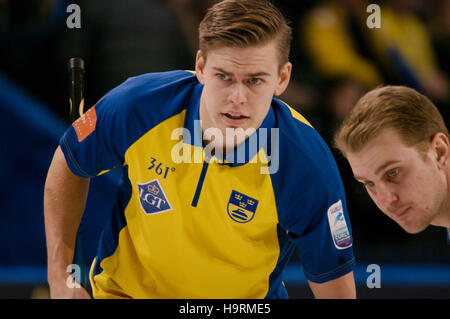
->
[327,200,352,250]
[73,106,97,142]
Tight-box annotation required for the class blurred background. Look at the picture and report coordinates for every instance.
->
[0,0,449,299]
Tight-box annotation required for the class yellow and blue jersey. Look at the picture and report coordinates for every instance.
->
[59,70,355,298]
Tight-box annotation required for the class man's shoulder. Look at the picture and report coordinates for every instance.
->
[268,100,347,232]
[83,70,200,155]
[95,70,199,123]
[272,99,332,164]
[124,70,197,87]
[270,99,343,190]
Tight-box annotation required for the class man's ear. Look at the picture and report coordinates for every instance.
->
[195,50,206,85]
[274,61,292,96]
[431,132,449,169]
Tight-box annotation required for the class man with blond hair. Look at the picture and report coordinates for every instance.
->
[44,0,356,299]
[334,85,450,241]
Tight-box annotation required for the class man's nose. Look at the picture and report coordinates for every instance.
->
[228,83,247,106]
[375,184,399,210]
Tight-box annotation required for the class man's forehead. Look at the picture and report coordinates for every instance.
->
[351,129,407,156]
[207,42,278,63]
[347,131,420,180]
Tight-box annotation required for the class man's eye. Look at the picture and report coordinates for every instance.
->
[216,73,229,81]
[365,181,375,187]
[248,78,262,85]
[387,169,399,178]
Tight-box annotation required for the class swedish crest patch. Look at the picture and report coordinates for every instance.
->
[227,190,258,223]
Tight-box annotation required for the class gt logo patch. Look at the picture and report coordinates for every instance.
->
[227,190,258,223]
[137,179,172,215]
[327,200,352,250]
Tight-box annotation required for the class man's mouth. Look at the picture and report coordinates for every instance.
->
[391,207,411,218]
[222,113,248,120]
[220,113,250,126]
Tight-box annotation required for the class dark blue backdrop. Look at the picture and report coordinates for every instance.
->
[0,74,117,268]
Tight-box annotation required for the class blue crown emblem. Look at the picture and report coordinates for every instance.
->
[137,179,172,215]
[227,190,258,223]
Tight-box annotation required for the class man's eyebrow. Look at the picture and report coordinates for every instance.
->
[354,160,401,181]
[212,67,270,77]
[212,67,231,75]
[375,160,401,175]
[247,71,271,77]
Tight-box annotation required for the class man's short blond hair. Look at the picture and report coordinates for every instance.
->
[198,0,292,68]
[334,85,449,157]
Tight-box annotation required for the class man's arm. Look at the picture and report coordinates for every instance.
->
[44,146,91,298]
[308,271,356,299]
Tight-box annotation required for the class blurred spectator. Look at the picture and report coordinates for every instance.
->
[429,0,450,122]
[272,1,320,116]
[317,77,365,143]
[430,0,450,80]
[301,0,383,90]
[367,0,449,104]
[167,0,220,56]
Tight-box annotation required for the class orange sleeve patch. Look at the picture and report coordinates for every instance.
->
[73,106,97,142]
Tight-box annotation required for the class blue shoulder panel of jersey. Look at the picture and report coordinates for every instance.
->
[59,70,198,177]
[269,99,355,283]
